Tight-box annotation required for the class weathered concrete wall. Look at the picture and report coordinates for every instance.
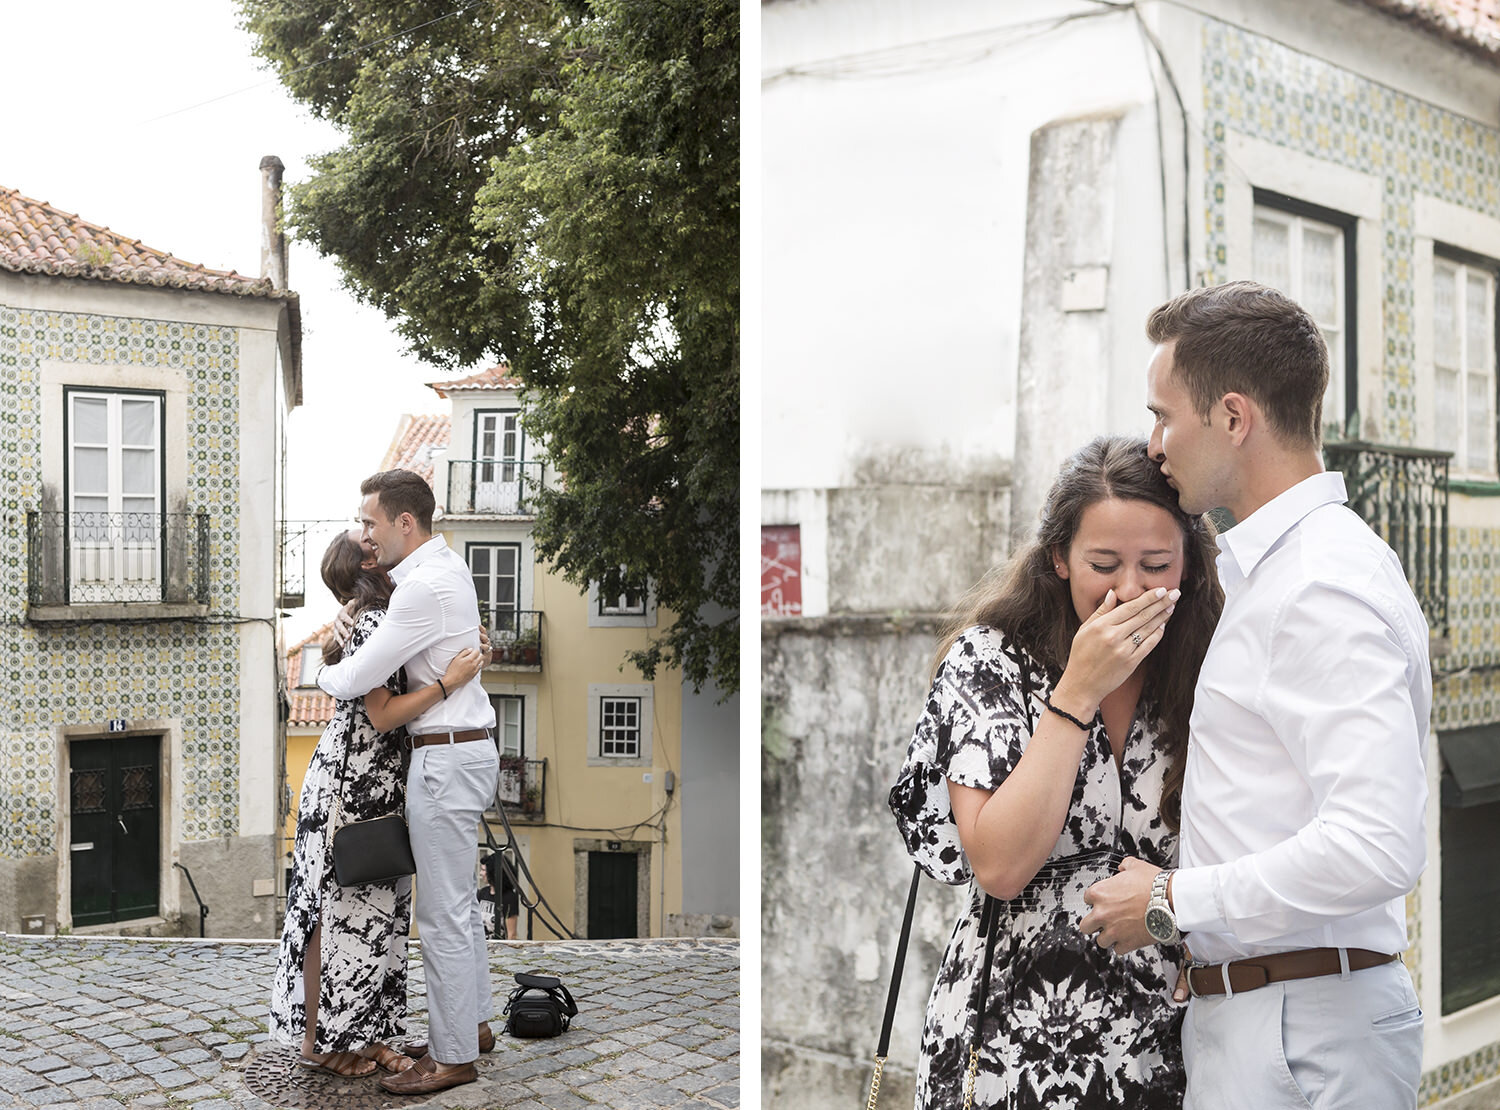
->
[178,834,280,939]
[762,617,970,1110]
[827,483,1010,615]
[1012,112,1121,547]
[0,834,277,938]
[0,857,57,933]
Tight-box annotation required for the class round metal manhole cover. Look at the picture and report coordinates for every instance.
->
[244,1045,427,1109]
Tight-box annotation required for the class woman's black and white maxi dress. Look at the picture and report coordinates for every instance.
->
[269,609,412,1053]
[889,626,1186,1110]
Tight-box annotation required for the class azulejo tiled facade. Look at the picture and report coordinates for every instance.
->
[0,307,242,854]
[1201,18,1500,1105]
[1203,20,1500,445]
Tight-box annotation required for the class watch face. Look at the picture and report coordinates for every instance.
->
[1145,907,1175,941]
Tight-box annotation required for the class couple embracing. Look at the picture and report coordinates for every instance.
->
[893,282,1431,1109]
[268,469,500,1097]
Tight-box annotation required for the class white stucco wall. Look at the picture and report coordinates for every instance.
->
[762,0,1165,494]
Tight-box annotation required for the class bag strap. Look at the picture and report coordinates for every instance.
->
[869,639,1039,1109]
[875,866,921,1060]
[962,894,1001,1107]
[328,709,358,832]
[551,982,578,1017]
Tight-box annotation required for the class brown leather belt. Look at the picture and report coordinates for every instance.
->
[1187,948,1398,997]
[405,728,490,750]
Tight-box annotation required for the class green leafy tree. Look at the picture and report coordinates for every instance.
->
[240,0,739,694]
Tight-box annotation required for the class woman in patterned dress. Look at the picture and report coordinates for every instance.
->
[890,436,1224,1109]
[269,531,484,1077]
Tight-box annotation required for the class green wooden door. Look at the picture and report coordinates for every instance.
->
[69,736,160,926]
[587,850,639,939]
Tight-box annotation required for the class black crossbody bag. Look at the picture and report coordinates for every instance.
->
[328,718,416,887]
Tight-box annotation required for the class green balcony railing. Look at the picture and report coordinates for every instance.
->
[1323,440,1449,637]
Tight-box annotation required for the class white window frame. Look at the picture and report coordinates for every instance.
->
[473,409,526,512]
[587,575,657,629]
[66,389,164,603]
[587,683,654,767]
[468,542,523,636]
[1432,254,1497,480]
[484,682,538,815]
[1250,204,1346,434]
[599,697,641,758]
[297,645,323,688]
[491,693,525,759]
[1222,134,1382,443]
[1414,194,1500,481]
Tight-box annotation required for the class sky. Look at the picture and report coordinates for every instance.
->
[5,0,461,641]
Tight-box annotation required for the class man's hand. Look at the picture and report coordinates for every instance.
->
[331,599,357,646]
[1080,855,1161,954]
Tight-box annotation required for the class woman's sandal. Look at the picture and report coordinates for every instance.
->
[298,1050,378,1078]
[364,1043,415,1074]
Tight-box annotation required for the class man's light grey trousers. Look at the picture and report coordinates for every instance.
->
[406,741,500,1065]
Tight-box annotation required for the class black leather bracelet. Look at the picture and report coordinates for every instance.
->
[437,677,449,700]
[1043,697,1090,731]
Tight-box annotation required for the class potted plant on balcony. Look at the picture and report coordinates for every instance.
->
[513,627,541,666]
[521,784,542,816]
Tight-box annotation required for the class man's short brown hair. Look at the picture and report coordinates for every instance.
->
[360,469,435,531]
[1146,280,1329,447]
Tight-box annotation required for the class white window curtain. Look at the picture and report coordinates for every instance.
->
[1251,206,1346,435]
[1434,258,1496,478]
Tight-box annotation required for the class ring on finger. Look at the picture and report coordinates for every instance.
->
[1131,632,1143,646]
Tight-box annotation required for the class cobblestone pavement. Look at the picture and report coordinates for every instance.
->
[0,935,739,1110]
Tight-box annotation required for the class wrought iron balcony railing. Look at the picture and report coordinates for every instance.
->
[482,608,543,670]
[446,459,544,515]
[278,521,308,609]
[27,511,211,607]
[1323,440,1449,637]
[494,757,547,823]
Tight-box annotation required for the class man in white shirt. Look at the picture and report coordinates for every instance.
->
[318,468,499,1096]
[1079,281,1430,1108]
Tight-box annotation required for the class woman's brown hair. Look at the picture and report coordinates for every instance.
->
[933,435,1224,830]
[319,532,394,666]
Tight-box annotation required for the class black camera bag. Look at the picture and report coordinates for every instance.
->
[503,971,578,1038]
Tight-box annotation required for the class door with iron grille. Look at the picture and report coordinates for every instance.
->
[69,736,160,926]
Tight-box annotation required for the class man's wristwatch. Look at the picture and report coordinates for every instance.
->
[1144,869,1181,945]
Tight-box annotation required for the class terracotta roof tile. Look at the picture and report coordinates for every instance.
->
[379,414,450,486]
[0,186,282,296]
[286,621,337,729]
[427,363,521,398]
[1356,0,1500,60]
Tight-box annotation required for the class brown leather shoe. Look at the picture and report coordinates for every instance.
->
[402,1022,494,1060]
[377,1053,478,1095]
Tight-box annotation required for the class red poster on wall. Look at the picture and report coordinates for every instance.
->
[761,525,802,618]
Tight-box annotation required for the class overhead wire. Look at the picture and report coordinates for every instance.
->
[140,0,495,125]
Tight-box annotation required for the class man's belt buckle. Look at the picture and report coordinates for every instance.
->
[1186,958,1210,998]
[1188,957,1271,998]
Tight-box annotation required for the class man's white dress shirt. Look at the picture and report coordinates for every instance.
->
[1172,471,1430,964]
[318,535,495,734]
